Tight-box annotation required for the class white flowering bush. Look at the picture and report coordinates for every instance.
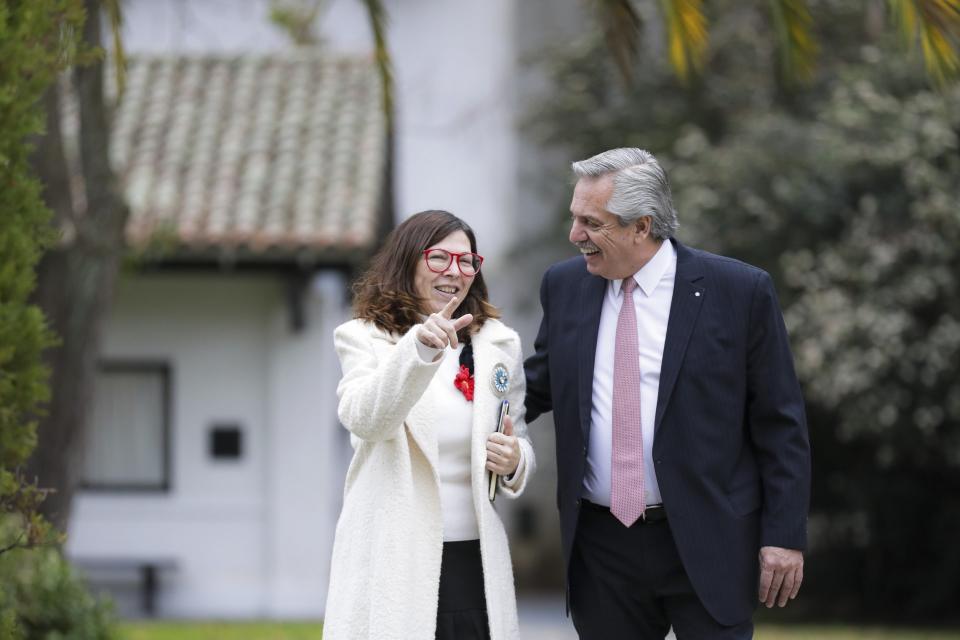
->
[672,62,960,619]
[526,2,960,618]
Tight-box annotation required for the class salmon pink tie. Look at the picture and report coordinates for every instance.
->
[611,277,645,527]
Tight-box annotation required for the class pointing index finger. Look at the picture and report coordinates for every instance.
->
[439,296,459,319]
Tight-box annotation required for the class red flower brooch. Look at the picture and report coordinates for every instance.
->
[454,365,475,401]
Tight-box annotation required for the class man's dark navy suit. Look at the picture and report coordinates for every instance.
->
[524,239,811,626]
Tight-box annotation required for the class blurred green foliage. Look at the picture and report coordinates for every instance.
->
[1,1,119,637]
[0,0,74,548]
[0,531,117,640]
[525,0,960,622]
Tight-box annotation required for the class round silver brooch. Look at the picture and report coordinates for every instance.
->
[491,364,510,396]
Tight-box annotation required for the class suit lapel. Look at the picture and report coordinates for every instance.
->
[654,241,705,436]
[470,323,513,500]
[578,274,606,442]
[406,390,438,470]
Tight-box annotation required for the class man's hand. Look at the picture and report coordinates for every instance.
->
[758,546,803,608]
[416,296,473,350]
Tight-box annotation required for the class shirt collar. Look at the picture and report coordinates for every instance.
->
[612,239,676,298]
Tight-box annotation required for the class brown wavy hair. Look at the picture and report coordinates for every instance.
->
[352,210,500,338]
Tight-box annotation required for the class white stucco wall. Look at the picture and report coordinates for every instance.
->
[68,271,350,618]
[262,271,350,617]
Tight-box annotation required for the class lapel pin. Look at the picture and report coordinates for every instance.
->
[695,292,701,297]
[491,363,510,397]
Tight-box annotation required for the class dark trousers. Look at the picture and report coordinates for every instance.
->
[570,501,754,640]
[436,539,490,640]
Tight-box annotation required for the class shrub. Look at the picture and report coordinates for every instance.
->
[0,523,117,640]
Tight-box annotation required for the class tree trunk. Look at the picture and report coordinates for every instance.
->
[28,0,129,532]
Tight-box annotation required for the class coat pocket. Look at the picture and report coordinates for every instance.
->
[726,482,762,516]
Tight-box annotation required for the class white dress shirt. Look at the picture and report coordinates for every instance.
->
[583,239,677,507]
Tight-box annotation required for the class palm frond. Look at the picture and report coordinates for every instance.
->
[768,0,817,83]
[890,0,919,42]
[657,0,708,83]
[889,0,960,85]
[359,0,393,133]
[590,0,643,86]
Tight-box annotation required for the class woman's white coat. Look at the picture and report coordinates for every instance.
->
[323,318,535,640]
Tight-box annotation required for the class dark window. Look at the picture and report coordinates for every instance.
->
[81,362,171,492]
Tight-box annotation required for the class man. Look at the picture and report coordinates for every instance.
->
[524,148,810,639]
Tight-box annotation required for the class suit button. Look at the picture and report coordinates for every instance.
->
[582,446,587,457]
[575,498,582,507]
[656,459,662,465]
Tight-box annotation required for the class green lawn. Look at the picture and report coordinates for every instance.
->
[119,622,960,639]
[120,622,323,640]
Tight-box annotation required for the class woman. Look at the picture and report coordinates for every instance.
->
[324,210,535,640]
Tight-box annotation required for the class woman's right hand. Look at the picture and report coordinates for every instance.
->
[416,296,473,350]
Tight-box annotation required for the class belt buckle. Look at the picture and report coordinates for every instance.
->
[642,505,665,523]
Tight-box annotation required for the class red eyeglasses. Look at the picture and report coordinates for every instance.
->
[422,249,484,276]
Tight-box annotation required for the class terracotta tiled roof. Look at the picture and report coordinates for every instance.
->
[104,50,386,262]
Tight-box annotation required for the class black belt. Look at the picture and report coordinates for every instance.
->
[580,499,667,523]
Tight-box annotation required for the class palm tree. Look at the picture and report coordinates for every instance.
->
[592,0,960,85]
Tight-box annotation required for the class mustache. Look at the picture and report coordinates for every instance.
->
[574,241,599,252]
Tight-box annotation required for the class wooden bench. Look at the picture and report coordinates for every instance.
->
[71,557,178,617]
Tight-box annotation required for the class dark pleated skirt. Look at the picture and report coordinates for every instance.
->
[435,539,491,640]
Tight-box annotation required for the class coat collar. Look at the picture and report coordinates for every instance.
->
[611,238,676,298]
[471,318,515,345]
[470,326,514,503]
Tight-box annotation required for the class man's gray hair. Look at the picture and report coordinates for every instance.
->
[571,148,679,239]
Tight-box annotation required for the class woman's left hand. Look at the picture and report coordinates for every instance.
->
[485,415,521,476]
